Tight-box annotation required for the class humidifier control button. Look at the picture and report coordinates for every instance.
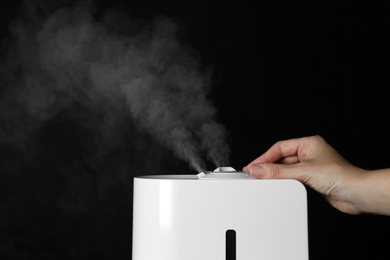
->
[197,167,255,179]
[213,167,236,172]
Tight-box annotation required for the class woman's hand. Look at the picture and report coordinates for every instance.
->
[243,136,369,215]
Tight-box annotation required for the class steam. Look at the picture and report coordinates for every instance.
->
[0,1,230,171]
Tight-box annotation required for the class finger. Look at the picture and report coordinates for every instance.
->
[277,155,300,164]
[247,138,305,167]
[243,157,300,173]
[248,163,304,182]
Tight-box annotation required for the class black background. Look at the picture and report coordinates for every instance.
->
[1,0,390,259]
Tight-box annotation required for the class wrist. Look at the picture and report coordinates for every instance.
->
[347,168,371,214]
[352,168,390,215]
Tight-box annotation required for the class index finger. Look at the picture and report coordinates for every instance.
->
[247,137,305,167]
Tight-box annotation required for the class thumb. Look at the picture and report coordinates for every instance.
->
[249,163,303,181]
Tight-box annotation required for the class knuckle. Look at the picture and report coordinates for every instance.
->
[299,135,325,160]
[273,141,285,156]
[311,135,325,143]
[267,164,281,179]
[298,146,309,161]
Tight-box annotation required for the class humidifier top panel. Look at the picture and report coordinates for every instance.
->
[136,175,198,180]
[136,167,256,180]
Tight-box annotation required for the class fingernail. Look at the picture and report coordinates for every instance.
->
[250,165,264,178]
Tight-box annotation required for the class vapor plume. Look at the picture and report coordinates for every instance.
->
[0,1,230,171]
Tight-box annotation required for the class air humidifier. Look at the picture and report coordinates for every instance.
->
[132,167,308,260]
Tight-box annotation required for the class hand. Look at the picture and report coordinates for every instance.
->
[243,135,367,215]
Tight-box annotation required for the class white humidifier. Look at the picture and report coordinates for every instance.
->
[132,167,308,260]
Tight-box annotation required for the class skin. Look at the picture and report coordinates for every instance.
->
[243,135,390,215]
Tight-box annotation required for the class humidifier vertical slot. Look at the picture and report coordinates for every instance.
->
[226,229,236,260]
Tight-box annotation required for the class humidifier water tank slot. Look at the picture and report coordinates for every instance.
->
[226,229,236,260]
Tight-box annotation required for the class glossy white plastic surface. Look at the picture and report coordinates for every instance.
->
[132,168,308,260]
